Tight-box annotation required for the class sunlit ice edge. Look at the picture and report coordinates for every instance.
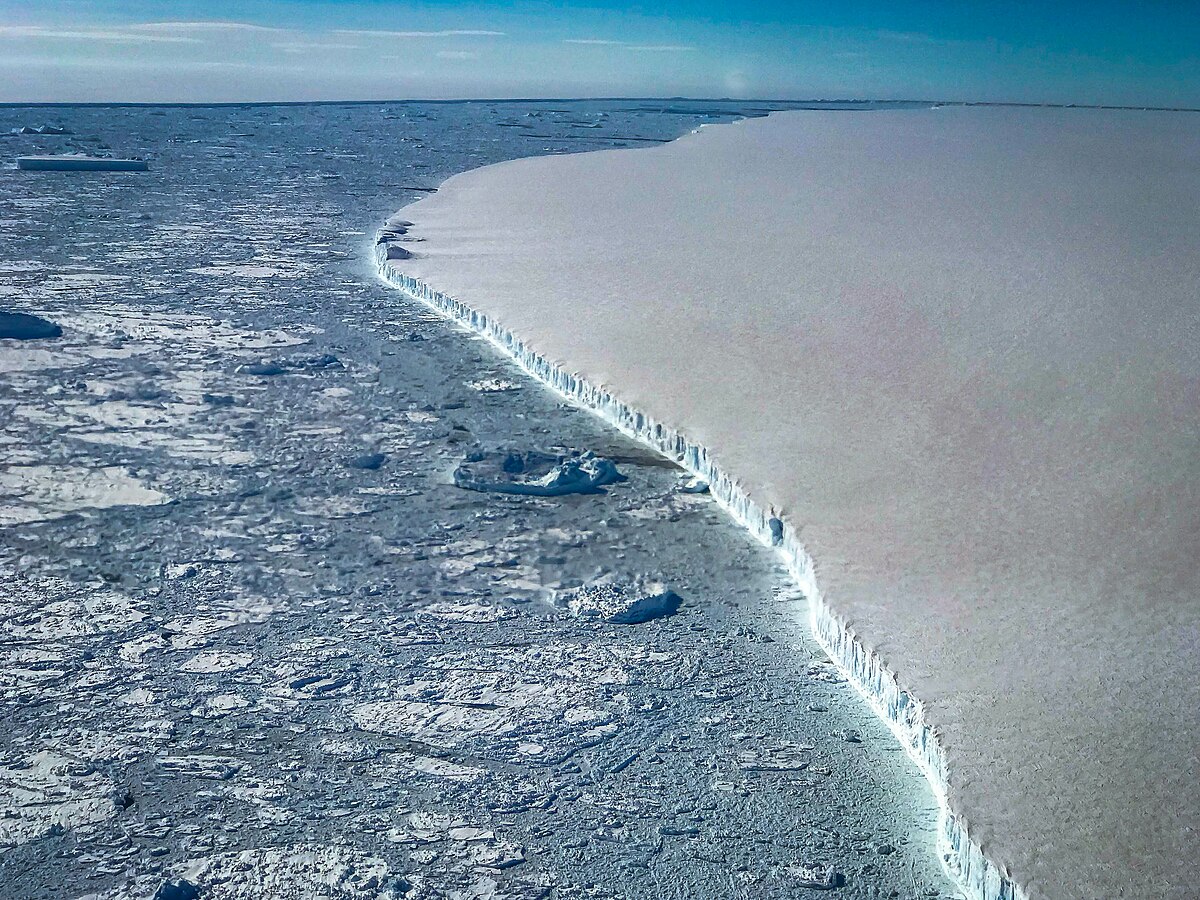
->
[373,241,1030,900]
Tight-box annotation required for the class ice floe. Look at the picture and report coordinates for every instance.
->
[0,465,168,525]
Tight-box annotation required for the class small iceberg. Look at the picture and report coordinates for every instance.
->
[790,863,842,890]
[17,155,148,172]
[347,452,387,470]
[0,311,62,340]
[453,448,625,496]
[559,578,682,624]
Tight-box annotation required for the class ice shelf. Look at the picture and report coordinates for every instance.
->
[375,261,1026,900]
[377,108,1200,899]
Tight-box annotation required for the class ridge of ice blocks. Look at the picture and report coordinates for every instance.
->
[9,124,71,135]
[453,448,625,496]
[379,108,1200,899]
[559,578,682,624]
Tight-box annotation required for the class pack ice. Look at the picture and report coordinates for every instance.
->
[380,108,1200,900]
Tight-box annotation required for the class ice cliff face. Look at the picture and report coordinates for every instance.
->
[376,256,1027,900]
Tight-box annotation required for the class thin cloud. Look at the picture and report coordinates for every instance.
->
[562,39,696,52]
[874,30,944,45]
[334,29,505,38]
[436,50,480,60]
[272,42,361,53]
[131,21,287,34]
[0,25,201,43]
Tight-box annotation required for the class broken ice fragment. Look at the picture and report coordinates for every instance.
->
[295,352,341,370]
[474,845,525,870]
[453,448,625,496]
[10,124,71,135]
[560,579,681,624]
[768,516,785,546]
[466,377,521,393]
[790,863,841,890]
[17,155,148,171]
[152,880,201,900]
[0,311,62,340]
[238,360,286,377]
[348,452,387,470]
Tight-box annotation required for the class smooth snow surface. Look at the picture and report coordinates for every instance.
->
[386,108,1200,899]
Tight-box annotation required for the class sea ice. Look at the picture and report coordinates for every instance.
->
[0,750,116,848]
[0,464,168,525]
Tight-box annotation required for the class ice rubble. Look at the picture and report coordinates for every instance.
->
[8,124,71,135]
[452,447,625,496]
[559,578,682,624]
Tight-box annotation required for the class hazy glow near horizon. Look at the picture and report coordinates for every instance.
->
[0,1,1197,105]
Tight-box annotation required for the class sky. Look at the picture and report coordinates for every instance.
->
[1,1,1197,106]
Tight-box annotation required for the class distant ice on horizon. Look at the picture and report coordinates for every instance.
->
[387,107,1200,899]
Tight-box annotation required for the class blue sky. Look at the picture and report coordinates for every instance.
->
[1,1,1197,105]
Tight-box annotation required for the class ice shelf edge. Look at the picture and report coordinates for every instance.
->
[376,247,1030,900]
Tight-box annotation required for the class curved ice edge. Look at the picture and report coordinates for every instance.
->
[376,250,1029,900]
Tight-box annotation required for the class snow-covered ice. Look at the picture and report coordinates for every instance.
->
[384,108,1200,899]
[0,464,169,525]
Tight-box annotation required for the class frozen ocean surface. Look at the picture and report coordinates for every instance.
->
[386,107,1200,899]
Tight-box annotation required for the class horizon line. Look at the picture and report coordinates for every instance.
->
[2,96,1198,113]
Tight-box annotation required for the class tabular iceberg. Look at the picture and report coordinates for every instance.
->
[16,155,149,172]
[378,107,1200,900]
